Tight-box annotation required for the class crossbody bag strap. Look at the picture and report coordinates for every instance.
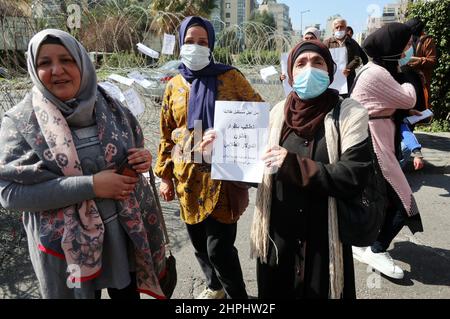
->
[333,97,344,160]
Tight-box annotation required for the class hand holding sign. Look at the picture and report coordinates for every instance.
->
[211,101,269,183]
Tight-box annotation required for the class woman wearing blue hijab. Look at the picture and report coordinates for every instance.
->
[155,16,263,299]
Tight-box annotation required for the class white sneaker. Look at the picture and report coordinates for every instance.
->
[352,246,368,263]
[196,287,226,299]
[362,249,404,279]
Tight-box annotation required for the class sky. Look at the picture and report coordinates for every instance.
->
[262,0,396,34]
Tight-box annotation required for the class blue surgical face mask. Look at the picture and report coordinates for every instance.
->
[399,46,414,66]
[292,67,330,100]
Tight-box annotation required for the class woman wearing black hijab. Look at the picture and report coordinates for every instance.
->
[351,23,424,280]
[250,40,372,299]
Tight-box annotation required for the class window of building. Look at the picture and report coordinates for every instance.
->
[226,3,231,8]
[226,13,231,18]
[226,22,230,27]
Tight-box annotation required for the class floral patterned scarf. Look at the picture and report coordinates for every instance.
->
[0,86,167,298]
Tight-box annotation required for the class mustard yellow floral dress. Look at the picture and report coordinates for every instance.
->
[155,69,263,225]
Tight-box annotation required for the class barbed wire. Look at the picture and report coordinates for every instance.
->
[0,1,297,72]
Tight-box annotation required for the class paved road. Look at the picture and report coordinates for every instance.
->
[1,132,449,299]
[170,132,450,299]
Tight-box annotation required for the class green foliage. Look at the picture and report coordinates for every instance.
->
[213,47,233,65]
[102,52,147,68]
[238,50,280,65]
[150,0,217,18]
[249,11,276,29]
[407,0,450,120]
[416,120,450,133]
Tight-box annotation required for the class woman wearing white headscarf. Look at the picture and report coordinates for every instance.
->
[0,29,168,299]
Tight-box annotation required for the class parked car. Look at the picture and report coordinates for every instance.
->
[141,60,182,102]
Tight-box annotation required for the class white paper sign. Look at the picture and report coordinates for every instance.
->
[127,71,153,89]
[329,47,348,94]
[137,43,160,59]
[280,53,293,97]
[211,101,270,183]
[260,66,278,83]
[162,34,176,55]
[108,74,135,87]
[406,109,433,125]
[123,88,145,117]
[98,82,126,103]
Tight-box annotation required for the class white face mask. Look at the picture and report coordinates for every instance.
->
[335,30,346,39]
[180,44,211,71]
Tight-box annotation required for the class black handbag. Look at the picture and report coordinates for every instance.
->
[159,251,177,299]
[148,168,177,299]
[333,99,387,247]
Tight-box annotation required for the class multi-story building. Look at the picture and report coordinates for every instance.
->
[290,30,302,45]
[354,32,367,45]
[367,15,383,34]
[365,0,418,35]
[381,3,403,24]
[211,0,258,33]
[211,0,224,33]
[258,0,293,35]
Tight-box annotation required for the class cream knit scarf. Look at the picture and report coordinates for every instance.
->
[250,98,369,298]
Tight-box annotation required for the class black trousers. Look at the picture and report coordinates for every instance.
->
[94,273,140,299]
[186,216,247,299]
[371,182,406,253]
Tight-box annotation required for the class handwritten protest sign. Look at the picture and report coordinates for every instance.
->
[211,101,269,183]
[162,34,176,55]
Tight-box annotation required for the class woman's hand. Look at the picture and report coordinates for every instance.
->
[160,178,175,202]
[93,170,139,201]
[262,145,288,169]
[200,130,217,157]
[127,148,152,173]
[408,109,422,116]
[280,74,286,81]
[413,157,424,170]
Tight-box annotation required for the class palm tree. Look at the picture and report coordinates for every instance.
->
[149,0,217,35]
[0,0,31,17]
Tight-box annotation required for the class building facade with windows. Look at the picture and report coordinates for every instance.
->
[258,0,293,35]
[211,0,258,33]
